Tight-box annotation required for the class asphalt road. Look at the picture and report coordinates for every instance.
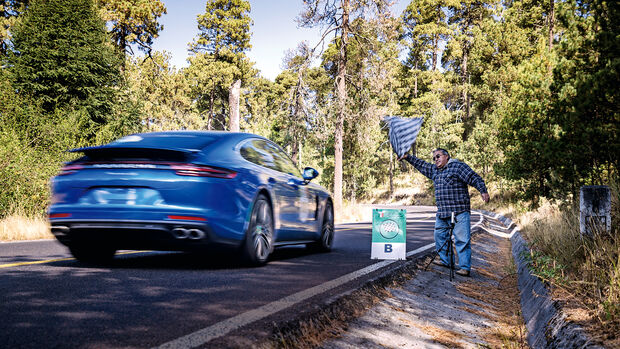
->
[0,206,459,349]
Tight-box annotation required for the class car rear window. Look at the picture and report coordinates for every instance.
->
[78,148,191,163]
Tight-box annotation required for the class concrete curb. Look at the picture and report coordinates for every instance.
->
[477,209,604,349]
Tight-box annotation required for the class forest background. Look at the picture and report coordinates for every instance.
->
[0,0,617,217]
[0,0,618,343]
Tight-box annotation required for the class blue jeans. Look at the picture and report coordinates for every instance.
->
[434,211,471,271]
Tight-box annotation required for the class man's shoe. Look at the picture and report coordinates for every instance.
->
[433,260,449,268]
[455,269,470,277]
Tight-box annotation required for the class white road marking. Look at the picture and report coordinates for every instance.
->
[155,211,488,349]
[155,261,402,348]
[0,239,56,244]
[155,242,437,349]
[472,210,517,238]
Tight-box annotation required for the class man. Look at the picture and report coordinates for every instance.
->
[400,148,490,276]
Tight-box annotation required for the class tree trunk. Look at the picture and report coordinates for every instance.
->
[414,61,419,98]
[462,44,470,120]
[333,0,349,215]
[298,140,302,167]
[120,26,128,71]
[291,140,299,166]
[548,0,555,51]
[290,84,305,166]
[432,11,440,71]
[208,83,215,130]
[228,79,241,132]
[389,151,394,197]
[432,34,438,71]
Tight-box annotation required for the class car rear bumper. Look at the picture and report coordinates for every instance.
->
[50,219,242,251]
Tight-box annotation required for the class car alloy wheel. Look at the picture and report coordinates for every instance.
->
[321,202,334,250]
[243,194,273,265]
[308,201,334,252]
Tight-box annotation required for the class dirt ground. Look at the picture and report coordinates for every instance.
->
[256,228,528,349]
[546,280,619,348]
[316,232,528,349]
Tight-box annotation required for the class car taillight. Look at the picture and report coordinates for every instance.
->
[170,164,237,179]
[167,215,207,221]
[58,164,83,176]
[49,213,72,219]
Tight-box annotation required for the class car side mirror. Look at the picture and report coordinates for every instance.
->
[302,167,319,182]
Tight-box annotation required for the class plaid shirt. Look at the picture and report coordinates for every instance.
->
[404,155,488,218]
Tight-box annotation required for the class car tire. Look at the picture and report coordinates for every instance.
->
[242,194,274,266]
[69,241,116,264]
[308,201,334,252]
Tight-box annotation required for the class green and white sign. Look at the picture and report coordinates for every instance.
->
[371,208,406,260]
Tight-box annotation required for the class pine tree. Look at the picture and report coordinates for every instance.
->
[7,0,122,143]
[97,0,167,58]
[187,0,253,130]
[299,0,394,212]
[400,0,462,159]
[550,0,619,191]
[444,0,497,122]
[275,43,314,165]
[496,45,557,205]
[124,51,198,131]
[402,0,450,73]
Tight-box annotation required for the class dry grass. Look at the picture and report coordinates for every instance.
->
[0,214,52,241]
[402,320,466,348]
[262,265,418,349]
[337,201,373,224]
[470,181,525,221]
[365,171,434,207]
[469,178,620,347]
[456,237,528,349]
[337,172,435,224]
[520,197,620,347]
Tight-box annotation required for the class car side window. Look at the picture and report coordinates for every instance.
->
[240,140,277,171]
[267,142,302,178]
[240,139,301,177]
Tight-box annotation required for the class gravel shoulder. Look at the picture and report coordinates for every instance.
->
[320,221,527,348]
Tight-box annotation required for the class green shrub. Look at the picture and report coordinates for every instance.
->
[0,131,63,217]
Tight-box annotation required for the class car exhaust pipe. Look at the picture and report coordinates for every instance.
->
[51,226,69,237]
[188,229,205,240]
[172,228,189,239]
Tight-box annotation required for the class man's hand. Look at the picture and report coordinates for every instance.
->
[481,193,490,203]
[397,154,408,161]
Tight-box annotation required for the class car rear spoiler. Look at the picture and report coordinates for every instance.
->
[69,144,203,154]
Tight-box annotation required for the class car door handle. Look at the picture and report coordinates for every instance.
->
[287,178,299,188]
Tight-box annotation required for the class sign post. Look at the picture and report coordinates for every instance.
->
[371,208,406,260]
[580,185,611,236]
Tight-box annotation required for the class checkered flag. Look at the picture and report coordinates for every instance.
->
[383,116,424,158]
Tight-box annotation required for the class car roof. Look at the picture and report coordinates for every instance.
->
[69,131,265,154]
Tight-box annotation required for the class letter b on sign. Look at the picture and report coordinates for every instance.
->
[371,209,406,260]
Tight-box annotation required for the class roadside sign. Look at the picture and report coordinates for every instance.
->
[371,208,406,260]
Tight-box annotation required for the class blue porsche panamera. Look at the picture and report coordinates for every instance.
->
[48,131,334,265]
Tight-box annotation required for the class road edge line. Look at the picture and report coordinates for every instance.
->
[155,245,436,349]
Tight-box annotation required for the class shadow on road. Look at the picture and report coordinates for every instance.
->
[45,244,327,271]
